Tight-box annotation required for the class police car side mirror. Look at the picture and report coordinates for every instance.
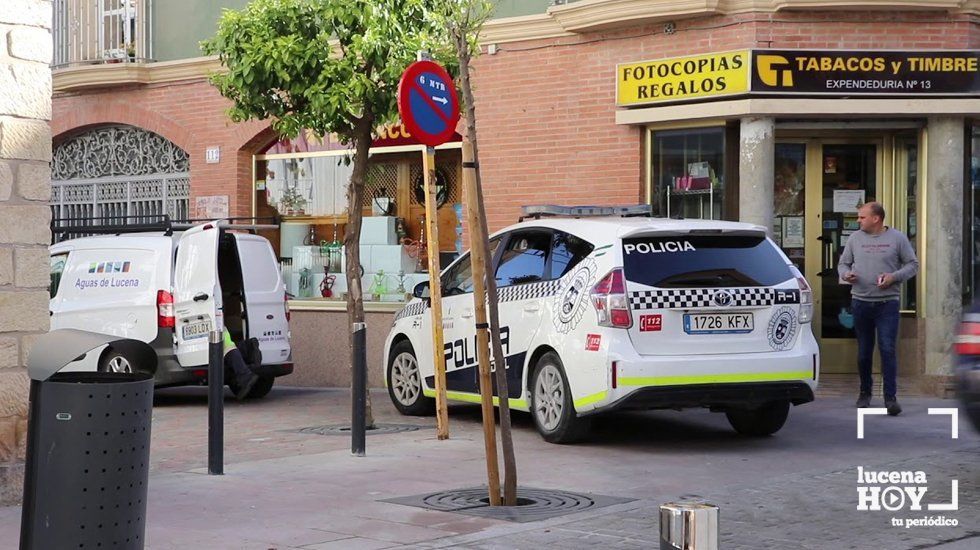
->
[413,281,430,299]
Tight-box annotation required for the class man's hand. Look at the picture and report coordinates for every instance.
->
[877,273,895,289]
[842,271,858,283]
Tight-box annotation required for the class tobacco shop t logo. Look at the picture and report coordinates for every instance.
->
[757,55,794,87]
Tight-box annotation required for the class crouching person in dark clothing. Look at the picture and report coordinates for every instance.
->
[224,329,258,400]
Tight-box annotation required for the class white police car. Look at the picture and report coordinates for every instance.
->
[384,205,819,443]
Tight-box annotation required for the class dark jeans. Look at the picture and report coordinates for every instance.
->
[223,348,253,382]
[852,298,900,399]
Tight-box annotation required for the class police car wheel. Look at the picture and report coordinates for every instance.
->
[530,352,591,444]
[387,341,435,416]
[725,400,790,437]
[99,351,134,374]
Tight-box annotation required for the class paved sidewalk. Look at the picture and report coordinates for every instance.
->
[2,387,977,549]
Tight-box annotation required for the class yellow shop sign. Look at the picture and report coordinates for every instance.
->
[617,50,751,106]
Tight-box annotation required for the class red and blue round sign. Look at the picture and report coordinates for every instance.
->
[397,60,460,148]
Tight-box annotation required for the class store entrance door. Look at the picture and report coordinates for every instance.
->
[774,141,882,373]
[813,143,881,373]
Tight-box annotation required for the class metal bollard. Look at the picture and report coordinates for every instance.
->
[351,322,367,457]
[208,329,224,475]
[659,500,719,550]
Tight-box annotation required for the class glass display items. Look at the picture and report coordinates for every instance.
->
[298,267,313,298]
[368,270,388,300]
[320,272,336,298]
[325,225,343,273]
[395,270,408,297]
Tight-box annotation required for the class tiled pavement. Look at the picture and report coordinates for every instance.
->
[1,384,977,549]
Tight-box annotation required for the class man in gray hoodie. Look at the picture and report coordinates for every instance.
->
[838,202,918,416]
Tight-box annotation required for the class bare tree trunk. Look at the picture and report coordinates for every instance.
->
[457,35,518,507]
[346,114,376,429]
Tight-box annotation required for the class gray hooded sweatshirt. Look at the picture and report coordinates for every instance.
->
[837,227,919,302]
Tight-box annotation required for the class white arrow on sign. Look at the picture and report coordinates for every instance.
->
[432,96,448,105]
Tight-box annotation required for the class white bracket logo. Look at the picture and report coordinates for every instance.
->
[857,408,958,439]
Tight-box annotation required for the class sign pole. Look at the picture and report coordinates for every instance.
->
[423,146,449,440]
[398,54,461,443]
[462,140,502,505]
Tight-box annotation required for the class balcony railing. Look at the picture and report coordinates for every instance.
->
[53,0,153,69]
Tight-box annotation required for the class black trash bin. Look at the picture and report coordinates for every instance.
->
[20,330,156,550]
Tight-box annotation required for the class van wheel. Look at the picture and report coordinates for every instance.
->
[530,352,591,444]
[387,340,434,416]
[228,375,275,399]
[99,350,135,374]
[725,401,790,437]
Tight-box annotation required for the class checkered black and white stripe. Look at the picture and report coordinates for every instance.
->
[629,287,775,310]
[497,280,561,303]
[393,301,428,322]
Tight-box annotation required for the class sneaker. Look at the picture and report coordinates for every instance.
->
[856,394,872,408]
[885,397,902,416]
[235,373,259,401]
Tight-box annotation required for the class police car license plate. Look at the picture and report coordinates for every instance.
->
[182,320,212,340]
[683,313,754,334]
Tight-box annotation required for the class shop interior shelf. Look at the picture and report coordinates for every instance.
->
[668,188,714,196]
[281,215,348,225]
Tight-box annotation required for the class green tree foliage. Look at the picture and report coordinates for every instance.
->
[202,0,454,430]
[203,0,453,141]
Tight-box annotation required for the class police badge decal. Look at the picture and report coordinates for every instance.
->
[553,259,597,334]
[767,306,798,351]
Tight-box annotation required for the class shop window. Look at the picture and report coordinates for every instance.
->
[969,127,980,303]
[773,143,806,272]
[257,146,464,304]
[895,138,918,311]
[650,127,725,220]
[261,154,352,218]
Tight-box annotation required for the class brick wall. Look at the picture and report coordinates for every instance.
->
[53,12,980,235]
[49,10,980,234]
[0,0,52,505]
[52,80,273,218]
[469,10,980,232]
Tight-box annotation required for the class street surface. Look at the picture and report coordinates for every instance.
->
[2,384,977,549]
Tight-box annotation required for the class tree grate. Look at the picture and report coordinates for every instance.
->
[292,423,429,436]
[383,487,634,523]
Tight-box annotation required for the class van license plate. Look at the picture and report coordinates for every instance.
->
[683,313,754,334]
[182,320,213,340]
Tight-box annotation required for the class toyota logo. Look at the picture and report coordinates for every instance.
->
[713,290,733,307]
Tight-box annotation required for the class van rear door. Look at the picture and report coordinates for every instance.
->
[173,223,221,367]
[621,232,799,356]
[234,233,291,364]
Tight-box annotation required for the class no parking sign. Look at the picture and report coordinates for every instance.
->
[397,60,460,148]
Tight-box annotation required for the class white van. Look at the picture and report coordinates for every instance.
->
[49,221,293,398]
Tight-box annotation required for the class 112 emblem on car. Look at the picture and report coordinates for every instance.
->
[640,314,663,332]
[586,334,602,351]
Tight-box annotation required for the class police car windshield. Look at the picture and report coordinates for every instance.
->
[622,235,792,288]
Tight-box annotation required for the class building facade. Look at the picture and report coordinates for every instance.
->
[2,0,52,504]
[51,0,980,392]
